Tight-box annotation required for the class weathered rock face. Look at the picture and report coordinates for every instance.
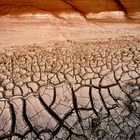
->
[120,0,140,18]
[0,0,139,20]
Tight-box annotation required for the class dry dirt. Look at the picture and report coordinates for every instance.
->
[0,15,140,49]
[0,10,140,140]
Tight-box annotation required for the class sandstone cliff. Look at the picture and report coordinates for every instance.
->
[0,0,139,20]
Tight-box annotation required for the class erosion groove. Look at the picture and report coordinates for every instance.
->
[0,38,140,140]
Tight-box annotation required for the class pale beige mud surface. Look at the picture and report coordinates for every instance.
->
[0,37,140,140]
[0,16,140,49]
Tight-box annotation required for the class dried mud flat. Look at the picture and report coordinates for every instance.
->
[0,16,140,49]
[0,36,140,140]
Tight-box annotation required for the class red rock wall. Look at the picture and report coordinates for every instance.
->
[0,0,139,19]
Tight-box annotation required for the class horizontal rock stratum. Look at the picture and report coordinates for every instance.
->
[0,0,140,20]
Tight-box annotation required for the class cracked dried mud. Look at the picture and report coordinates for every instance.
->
[0,37,140,140]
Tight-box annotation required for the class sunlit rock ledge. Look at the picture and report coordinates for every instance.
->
[86,11,126,20]
[2,11,140,23]
[1,11,126,18]
[129,12,140,19]
[0,11,128,22]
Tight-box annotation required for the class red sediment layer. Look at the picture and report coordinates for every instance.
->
[0,0,139,19]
